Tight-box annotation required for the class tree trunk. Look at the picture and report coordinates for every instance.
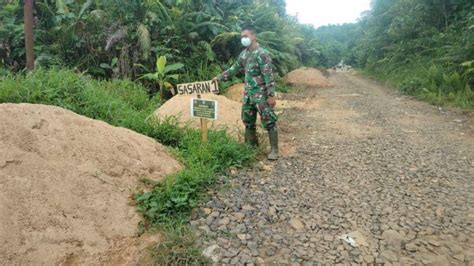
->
[442,0,449,30]
[24,0,35,71]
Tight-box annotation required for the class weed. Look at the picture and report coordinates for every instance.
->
[152,226,210,265]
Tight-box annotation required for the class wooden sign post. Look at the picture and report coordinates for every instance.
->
[176,80,219,143]
[24,0,35,71]
[197,94,208,143]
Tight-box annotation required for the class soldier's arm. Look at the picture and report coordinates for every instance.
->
[258,51,276,97]
[217,53,244,81]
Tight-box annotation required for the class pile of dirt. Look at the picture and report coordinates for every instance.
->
[283,67,334,88]
[0,103,181,265]
[154,94,245,136]
[224,83,245,102]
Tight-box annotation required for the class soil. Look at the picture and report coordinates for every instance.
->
[154,94,244,137]
[154,92,296,157]
[191,72,474,264]
[224,83,245,103]
[0,103,181,265]
[284,67,334,88]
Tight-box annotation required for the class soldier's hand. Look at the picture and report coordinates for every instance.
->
[268,96,276,107]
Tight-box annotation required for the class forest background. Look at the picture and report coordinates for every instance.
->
[1,0,472,108]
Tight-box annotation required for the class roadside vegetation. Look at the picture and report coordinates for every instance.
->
[2,1,471,108]
[312,0,474,109]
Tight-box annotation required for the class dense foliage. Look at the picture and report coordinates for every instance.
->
[312,0,474,108]
[1,1,473,107]
[0,0,320,89]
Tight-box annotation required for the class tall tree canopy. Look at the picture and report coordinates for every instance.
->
[0,0,321,80]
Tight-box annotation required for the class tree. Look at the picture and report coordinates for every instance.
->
[23,0,34,70]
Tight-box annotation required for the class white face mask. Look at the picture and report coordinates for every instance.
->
[241,37,252,47]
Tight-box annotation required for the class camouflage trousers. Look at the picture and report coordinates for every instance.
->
[242,91,278,131]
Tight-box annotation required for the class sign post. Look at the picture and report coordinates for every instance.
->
[176,80,219,143]
[197,94,208,143]
[24,0,35,71]
[191,95,218,143]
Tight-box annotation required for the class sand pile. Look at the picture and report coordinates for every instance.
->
[0,103,181,265]
[223,83,285,102]
[224,83,245,102]
[284,67,334,88]
[154,94,245,136]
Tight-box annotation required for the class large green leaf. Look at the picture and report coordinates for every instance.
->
[137,73,158,81]
[167,74,180,80]
[156,56,167,74]
[164,63,184,74]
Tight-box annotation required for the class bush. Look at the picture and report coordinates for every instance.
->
[365,61,474,110]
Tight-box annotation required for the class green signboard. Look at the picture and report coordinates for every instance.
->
[191,98,218,120]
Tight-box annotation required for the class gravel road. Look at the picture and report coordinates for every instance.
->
[191,73,474,265]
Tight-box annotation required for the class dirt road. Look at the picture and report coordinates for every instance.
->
[192,73,474,265]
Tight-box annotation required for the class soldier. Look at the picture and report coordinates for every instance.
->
[214,25,279,160]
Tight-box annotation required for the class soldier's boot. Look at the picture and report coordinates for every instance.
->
[245,128,258,147]
[267,129,279,160]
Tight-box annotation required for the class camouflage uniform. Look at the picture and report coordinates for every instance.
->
[218,46,278,131]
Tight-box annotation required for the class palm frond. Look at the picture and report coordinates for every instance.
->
[211,32,240,45]
[164,63,184,74]
[190,21,230,32]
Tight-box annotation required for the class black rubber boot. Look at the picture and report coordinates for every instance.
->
[267,129,279,160]
[245,128,258,147]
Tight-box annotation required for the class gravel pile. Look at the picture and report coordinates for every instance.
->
[190,73,474,265]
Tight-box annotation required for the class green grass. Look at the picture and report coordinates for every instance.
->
[0,68,256,262]
[137,120,255,226]
[150,225,211,265]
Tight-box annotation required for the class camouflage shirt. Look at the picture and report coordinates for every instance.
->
[218,46,276,97]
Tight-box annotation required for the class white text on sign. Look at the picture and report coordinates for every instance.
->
[177,80,219,95]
